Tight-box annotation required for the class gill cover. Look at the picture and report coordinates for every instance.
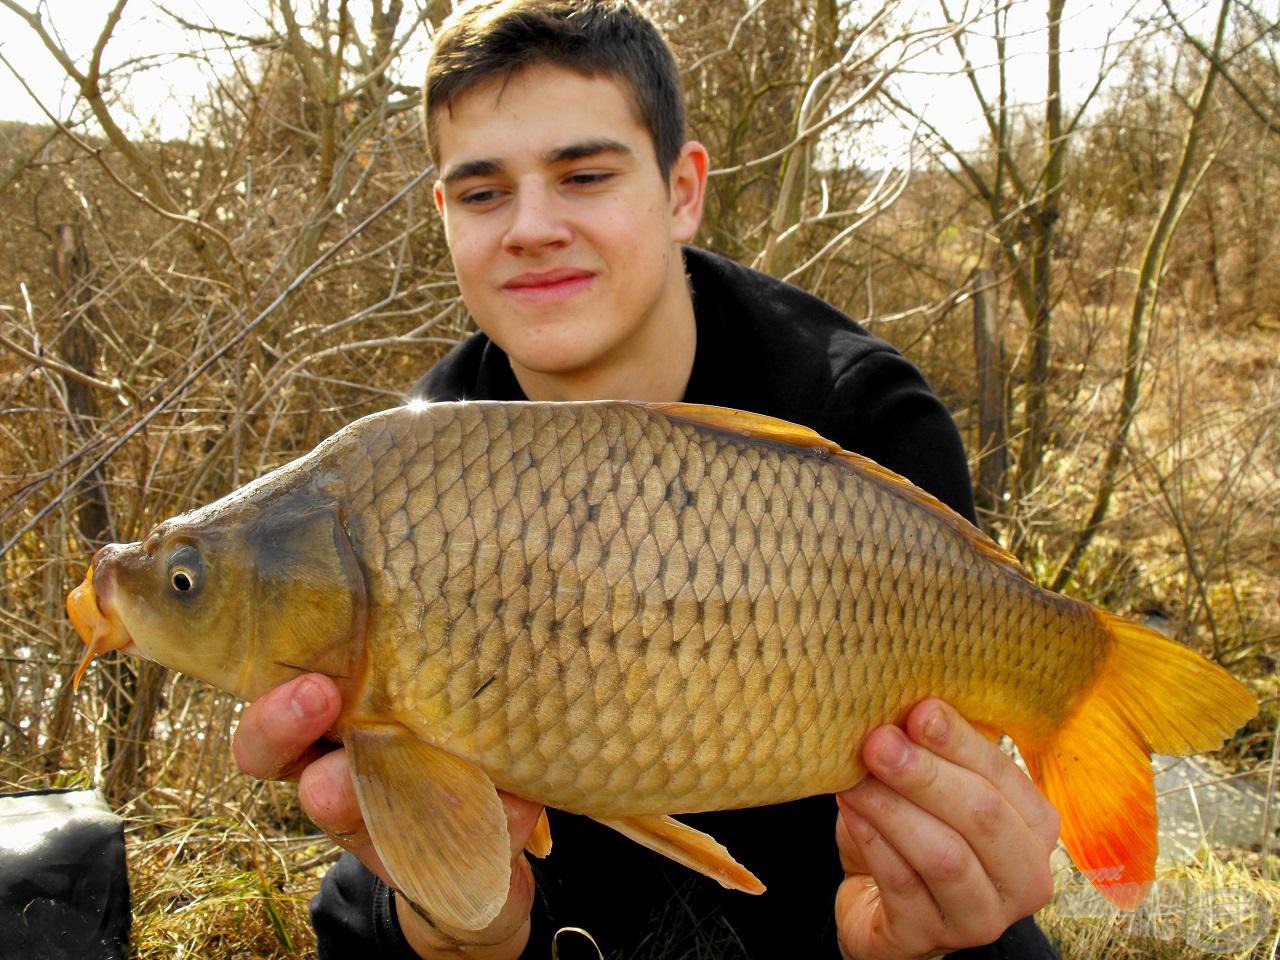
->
[245,492,369,689]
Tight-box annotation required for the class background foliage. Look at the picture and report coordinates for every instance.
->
[0,0,1276,955]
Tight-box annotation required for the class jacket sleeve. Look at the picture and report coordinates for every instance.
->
[310,853,422,959]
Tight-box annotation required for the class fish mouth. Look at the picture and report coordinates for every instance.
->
[66,547,138,691]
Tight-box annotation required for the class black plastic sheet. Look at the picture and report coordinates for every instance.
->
[0,789,130,960]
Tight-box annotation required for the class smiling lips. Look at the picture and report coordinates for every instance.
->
[502,268,594,305]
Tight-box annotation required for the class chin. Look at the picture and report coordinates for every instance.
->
[508,341,608,379]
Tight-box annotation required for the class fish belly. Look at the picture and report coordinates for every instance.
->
[340,402,1105,817]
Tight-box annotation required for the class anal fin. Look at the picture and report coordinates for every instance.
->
[348,726,510,930]
[594,813,764,894]
[971,720,1003,744]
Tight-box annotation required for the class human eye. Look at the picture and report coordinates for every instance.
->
[458,186,505,207]
[564,170,614,187]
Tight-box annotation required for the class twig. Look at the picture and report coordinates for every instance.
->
[0,47,248,289]
[0,330,135,401]
[1263,711,1280,875]
[1161,0,1280,136]
[0,163,437,559]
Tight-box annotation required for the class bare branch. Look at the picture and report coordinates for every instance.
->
[1162,0,1280,135]
[0,50,248,287]
[1053,0,1233,590]
[0,329,128,398]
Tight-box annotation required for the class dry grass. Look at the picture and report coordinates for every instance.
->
[1042,853,1280,959]
[127,818,326,959]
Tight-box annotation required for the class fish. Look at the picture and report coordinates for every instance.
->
[65,400,1257,929]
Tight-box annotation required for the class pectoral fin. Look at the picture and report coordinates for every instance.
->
[593,814,764,894]
[526,808,552,859]
[348,726,510,930]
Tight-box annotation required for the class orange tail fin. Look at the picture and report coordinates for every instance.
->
[1021,613,1256,909]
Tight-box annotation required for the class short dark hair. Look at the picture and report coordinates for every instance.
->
[424,0,686,178]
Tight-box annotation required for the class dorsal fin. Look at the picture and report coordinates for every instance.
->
[645,402,838,451]
[641,401,1029,581]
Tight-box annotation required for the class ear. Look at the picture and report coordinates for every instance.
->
[433,180,446,217]
[250,498,368,681]
[669,140,709,244]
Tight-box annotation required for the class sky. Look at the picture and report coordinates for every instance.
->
[0,0,268,138]
[0,0,1214,160]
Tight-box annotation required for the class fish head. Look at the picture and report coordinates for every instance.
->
[68,517,266,696]
[67,491,368,701]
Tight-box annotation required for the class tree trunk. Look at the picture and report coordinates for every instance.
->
[45,223,112,772]
[1013,0,1066,517]
[52,224,111,547]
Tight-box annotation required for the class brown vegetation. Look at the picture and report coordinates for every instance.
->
[0,0,1276,956]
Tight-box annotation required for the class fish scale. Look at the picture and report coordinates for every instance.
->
[67,399,1258,922]
[331,402,1092,817]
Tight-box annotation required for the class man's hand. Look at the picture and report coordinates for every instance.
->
[232,674,541,959]
[834,699,1059,960]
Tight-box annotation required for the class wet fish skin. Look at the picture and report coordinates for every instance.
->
[335,401,1095,815]
[66,400,1258,926]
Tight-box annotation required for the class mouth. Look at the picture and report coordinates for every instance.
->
[67,554,138,691]
[502,268,594,305]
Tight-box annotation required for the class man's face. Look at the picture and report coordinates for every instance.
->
[432,63,705,397]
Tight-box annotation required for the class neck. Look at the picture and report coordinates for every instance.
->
[513,338,695,401]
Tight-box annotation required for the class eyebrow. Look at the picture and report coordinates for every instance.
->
[441,157,503,184]
[440,138,634,184]
[548,138,633,164]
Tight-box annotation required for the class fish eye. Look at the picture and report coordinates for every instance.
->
[166,543,204,597]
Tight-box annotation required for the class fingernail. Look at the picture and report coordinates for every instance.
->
[922,703,949,744]
[291,677,328,720]
[874,727,912,770]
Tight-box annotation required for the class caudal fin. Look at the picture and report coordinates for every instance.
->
[1021,613,1256,909]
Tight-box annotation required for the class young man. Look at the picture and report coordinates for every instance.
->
[233,1,1061,957]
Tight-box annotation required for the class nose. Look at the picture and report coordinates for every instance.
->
[502,181,571,253]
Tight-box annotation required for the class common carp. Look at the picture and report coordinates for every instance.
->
[66,400,1256,928]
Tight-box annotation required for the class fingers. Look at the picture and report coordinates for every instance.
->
[297,746,540,958]
[835,801,865,876]
[235,677,541,958]
[848,713,1053,908]
[298,746,391,877]
[840,766,1008,944]
[500,793,546,860]
[833,700,1059,957]
[232,674,342,781]
[903,700,1060,851]
[297,747,545,880]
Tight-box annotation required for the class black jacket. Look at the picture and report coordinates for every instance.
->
[311,247,1058,959]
